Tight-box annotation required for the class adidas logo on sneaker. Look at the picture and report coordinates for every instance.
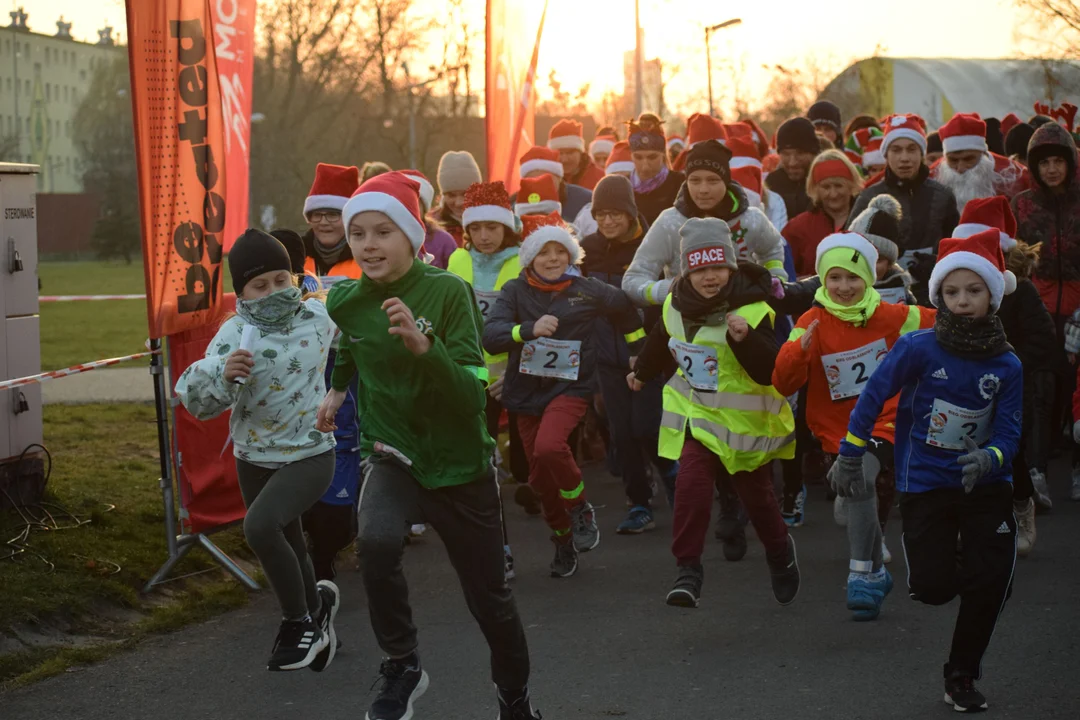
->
[932,368,949,380]
[995,522,1011,534]
[298,630,315,649]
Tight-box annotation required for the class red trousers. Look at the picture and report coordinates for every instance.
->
[516,395,589,534]
[672,435,789,565]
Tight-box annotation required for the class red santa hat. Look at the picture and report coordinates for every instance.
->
[673,114,728,171]
[590,134,617,156]
[342,171,426,252]
[880,114,928,156]
[400,169,435,212]
[727,136,762,169]
[515,174,562,216]
[520,146,565,179]
[951,196,1018,252]
[861,133,885,168]
[730,166,763,194]
[605,141,634,175]
[304,163,360,218]
[1000,113,1023,139]
[739,117,771,157]
[461,181,517,232]
[518,212,583,268]
[548,119,586,152]
[939,112,988,155]
[929,228,1017,311]
[723,123,753,143]
[667,134,686,152]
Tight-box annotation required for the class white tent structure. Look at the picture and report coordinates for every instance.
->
[820,58,1080,129]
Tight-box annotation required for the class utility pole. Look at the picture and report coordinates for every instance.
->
[704,18,742,117]
[634,0,643,116]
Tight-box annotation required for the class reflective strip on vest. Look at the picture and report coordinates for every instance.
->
[899,305,923,335]
[624,328,646,343]
[666,372,787,414]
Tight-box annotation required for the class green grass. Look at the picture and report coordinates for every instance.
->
[0,403,254,687]
[38,260,234,371]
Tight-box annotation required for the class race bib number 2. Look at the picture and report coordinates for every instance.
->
[668,338,719,392]
[821,339,888,401]
[926,398,993,451]
[474,289,499,321]
[520,338,582,381]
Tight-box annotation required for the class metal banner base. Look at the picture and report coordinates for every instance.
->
[143,528,259,593]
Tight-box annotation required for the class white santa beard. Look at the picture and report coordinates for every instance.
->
[937,154,997,214]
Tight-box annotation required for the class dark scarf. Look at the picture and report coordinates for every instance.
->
[674,182,747,222]
[933,306,1013,360]
[525,267,574,293]
[671,275,733,324]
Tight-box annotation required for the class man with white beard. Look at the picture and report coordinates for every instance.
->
[933,113,1032,214]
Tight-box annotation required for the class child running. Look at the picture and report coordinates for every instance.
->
[629,217,800,608]
[831,228,1022,712]
[316,172,538,720]
[175,229,340,672]
[773,231,934,621]
[483,213,646,578]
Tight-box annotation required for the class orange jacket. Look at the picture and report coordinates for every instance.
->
[773,301,935,453]
[303,256,361,281]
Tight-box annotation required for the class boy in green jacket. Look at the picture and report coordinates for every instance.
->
[316,173,538,720]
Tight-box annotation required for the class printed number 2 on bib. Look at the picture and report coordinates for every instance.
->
[519,338,582,381]
[926,398,993,451]
[668,339,719,392]
[820,339,888,401]
[474,289,499,321]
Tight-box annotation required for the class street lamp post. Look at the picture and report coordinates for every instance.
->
[704,18,742,117]
[403,63,469,169]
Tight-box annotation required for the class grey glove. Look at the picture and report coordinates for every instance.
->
[957,435,994,493]
[828,454,865,499]
[1065,311,1080,354]
[1074,420,1080,445]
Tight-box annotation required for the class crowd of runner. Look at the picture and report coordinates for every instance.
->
[175,100,1080,719]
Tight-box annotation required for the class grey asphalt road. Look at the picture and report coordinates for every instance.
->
[3,461,1079,720]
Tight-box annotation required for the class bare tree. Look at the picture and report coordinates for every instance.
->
[1014,0,1080,57]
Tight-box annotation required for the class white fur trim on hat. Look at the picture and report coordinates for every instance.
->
[462,205,517,231]
[881,128,927,156]
[929,251,1011,311]
[548,135,585,152]
[402,173,435,212]
[590,139,615,155]
[516,199,561,216]
[304,194,348,218]
[520,159,564,178]
[519,225,583,268]
[814,232,880,278]
[342,191,426,253]
[667,137,686,150]
[729,156,762,170]
[861,149,884,167]
[942,135,988,155]
[951,223,1017,252]
[606,161,635,175]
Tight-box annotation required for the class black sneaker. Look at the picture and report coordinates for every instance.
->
[944,674,989,713]
[267,616,326,671]
[366,656,429,720]
[723,525,748,562]
[498,687,543,719]
[665,564,704,608]
[550,535,579,578]
[514,484,542,516]
[767,535,800,606]
[309,580,340,672]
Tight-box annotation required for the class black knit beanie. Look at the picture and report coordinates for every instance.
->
[684,139,732,181]
[808,100,842,135]
[985,118,1005,156]
[1005,123,1035,162]
[1028,114,1054,129]
[591,175,638,220]
[269,228,307,275]
[926,131,943,155]
[776,117,819,154]
[229,229,293,295]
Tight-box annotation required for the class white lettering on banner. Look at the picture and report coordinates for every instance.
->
[668,338,719,392]
[820,339,889,401]
[926,398,993,451]
[687,247,727,270]
[519,337,582,381]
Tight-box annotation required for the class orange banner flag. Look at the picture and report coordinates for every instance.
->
[126,0,228,338]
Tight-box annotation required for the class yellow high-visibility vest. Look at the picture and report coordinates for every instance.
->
[658,294,795,473]
[447,248,521,378]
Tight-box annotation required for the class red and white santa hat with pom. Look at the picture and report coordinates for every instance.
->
[548,119,586,152]
[400,169,435,212]
[666,134,686,152]
[519,146,565,179]
[342,171,426,252]
[939,113,988,155]
[518,212,583,268]
[951,196,1018,251]
[515,174,562,216]
[605,141,634,175]
[881,114,927,156]
[304,163,360,218]
[461,181,518,232]
[590,133,617,156]
[929,228,1017,311]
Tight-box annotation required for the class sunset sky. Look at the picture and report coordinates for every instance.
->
[32,0,1029,115]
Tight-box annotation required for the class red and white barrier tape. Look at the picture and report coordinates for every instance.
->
[0,351,161,391]
[40,294,146,303]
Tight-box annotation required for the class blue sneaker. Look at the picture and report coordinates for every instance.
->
[847,567,893,621]
[616,505,655,534]
[782,485,806,527]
